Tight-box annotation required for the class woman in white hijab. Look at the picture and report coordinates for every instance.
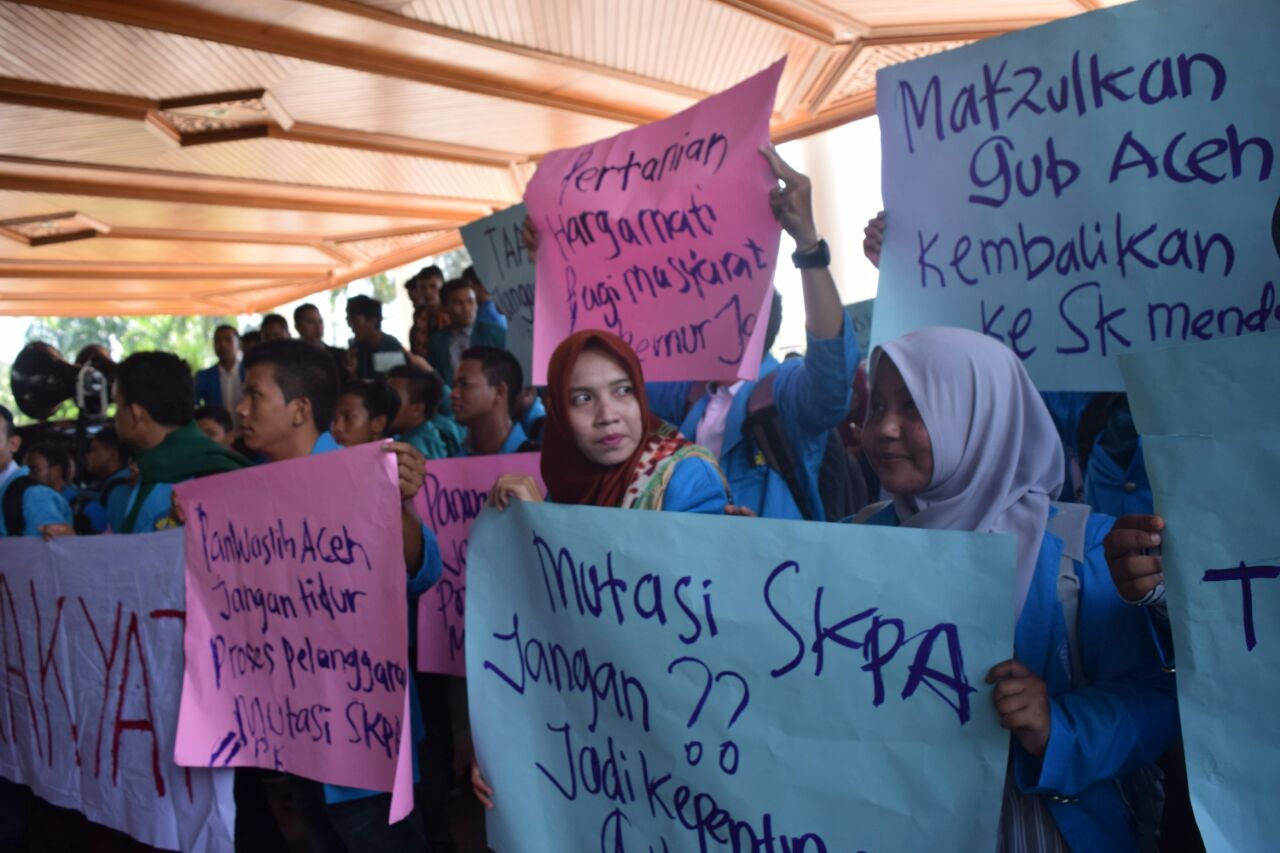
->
[859,327,1177,853]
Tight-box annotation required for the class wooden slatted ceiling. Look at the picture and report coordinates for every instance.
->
[0,0,1130,317]
[0,3,307,99]
[394,0,828,107]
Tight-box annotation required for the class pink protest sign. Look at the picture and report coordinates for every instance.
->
[413,452,545,676]
[525,60,784,384]
[173,444,414,821]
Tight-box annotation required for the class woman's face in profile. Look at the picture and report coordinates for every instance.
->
[864,356,934,495]
[565,348,644,466]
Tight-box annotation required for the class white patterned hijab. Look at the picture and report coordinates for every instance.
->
[871,327,1064,619]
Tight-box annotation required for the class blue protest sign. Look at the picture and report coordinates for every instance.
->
[461,203,535,381]
[874,0,1280,390]
[466,501,1016,851]
[1120,330,1280,853]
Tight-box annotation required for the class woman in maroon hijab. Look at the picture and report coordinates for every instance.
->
[472,330,732,809]
[492,329,730,512]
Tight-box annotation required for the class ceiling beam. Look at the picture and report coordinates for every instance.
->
[270,123,525,168]
[329,223,455,244]
[861,19,1056,42]
[329,231,463,291]
[101,225,326,245]
[0,260,333,279]
[0,76,150,119]
[0,77,530,167]
[772,90,877,143]
[18,0,662,126]
[0,155,499,220]
[712,0,866,43]
[288,0,708,101]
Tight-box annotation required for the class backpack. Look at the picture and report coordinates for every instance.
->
[1,475,35,537]
[687,374,868,522]
[72,476,131,534]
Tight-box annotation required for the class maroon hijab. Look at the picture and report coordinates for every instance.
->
[540,330,664,507]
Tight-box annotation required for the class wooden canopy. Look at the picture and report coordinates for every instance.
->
[0,0,1126,316]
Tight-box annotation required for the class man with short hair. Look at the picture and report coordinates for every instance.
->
[294,302,350,381]
[260,313,291,342]
[388,365,463,459]
[81,425,133,533]
[346,295,407,380]
[461,265,508,330]
[115,352,249,534]
[0,407,73,537]
[195,324,245,410]
[426,278,506,385]
[234,339,436,851]
[450,346,531,455]
[406,264,444,311]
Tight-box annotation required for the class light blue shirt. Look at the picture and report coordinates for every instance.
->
[0,462,73,537]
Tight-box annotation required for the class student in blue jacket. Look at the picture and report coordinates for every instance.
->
[0,406,73,538]
[232,339,438,852]
[858,326,1177,853]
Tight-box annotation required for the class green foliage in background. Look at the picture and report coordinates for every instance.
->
[0,250,470,424]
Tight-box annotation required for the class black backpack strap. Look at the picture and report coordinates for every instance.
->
[741,373,816,520]
[3,475,34,537]
[99,476,130,507]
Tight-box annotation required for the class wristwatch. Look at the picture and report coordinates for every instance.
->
[791,237,830,269]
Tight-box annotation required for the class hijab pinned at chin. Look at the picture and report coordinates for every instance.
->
[871,327,1064,619]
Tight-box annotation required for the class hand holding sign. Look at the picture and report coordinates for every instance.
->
[761,145,819,249]
[987,659,1051,758]
[384,441,425,500]
[863,211,885,268]
[1103,514,1166,603]
[488,473,543,511]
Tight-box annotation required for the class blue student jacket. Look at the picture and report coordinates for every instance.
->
[80,468,133,533]
[122,481,177,535]
[647,321,857,520]
[1084,440,1153,518]
[0,465,73,536]
[519,395,546,436]
[865,504,1177,852]
[657,457,729,514]
[478,299,508,330]
[194,362,245,409]
[457,422,528,458]
[309,432,443,805]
